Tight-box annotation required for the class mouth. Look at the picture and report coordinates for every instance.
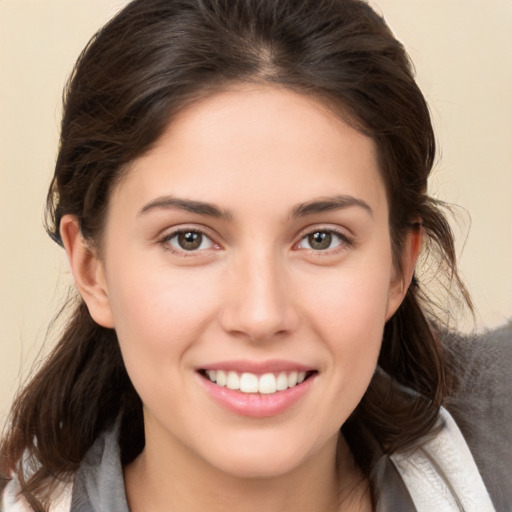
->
[198,369,317,395]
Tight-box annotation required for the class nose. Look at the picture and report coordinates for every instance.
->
[219,249,299,343]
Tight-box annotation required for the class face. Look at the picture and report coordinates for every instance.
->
[77,85,410,479]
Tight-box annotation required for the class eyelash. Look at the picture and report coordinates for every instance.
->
[157,226,354,256]
[158,228,218,255]
[295,227,354,254]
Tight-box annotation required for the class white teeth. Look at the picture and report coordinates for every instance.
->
[288,371,298,387]
[240,373,259,393]
[276,372,288,391]
[226,371,240,390]
[216,370,227,387]
[204,369,311,394]
[258,373,277,394]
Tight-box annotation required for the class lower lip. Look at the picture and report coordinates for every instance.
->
[198,373,316,418]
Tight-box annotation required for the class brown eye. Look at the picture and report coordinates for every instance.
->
[297,230,350,252]
[178,231,203,250]
[164,230,214,252]
[307,232,332,250]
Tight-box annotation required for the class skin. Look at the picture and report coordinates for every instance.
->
[61,84,420,512]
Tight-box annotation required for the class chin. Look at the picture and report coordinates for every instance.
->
[198,429,332,480]
[211,453,305,480]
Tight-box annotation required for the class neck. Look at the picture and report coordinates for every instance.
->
[124,427,370,512]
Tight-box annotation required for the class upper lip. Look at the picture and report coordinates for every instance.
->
[199,359,316,374]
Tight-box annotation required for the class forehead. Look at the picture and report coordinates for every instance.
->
[112,84,387,219]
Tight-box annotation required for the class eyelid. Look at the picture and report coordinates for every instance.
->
[157,225,222,254]
[293,225,355,252]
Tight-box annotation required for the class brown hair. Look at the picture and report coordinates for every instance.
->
[1,0,470,509]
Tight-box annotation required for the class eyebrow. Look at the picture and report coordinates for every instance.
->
[290,195,373,218]
[138,196,233,219]
[138,194,372,220]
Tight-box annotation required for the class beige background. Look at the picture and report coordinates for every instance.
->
[1,0,511,423]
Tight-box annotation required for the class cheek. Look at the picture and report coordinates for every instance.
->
[105,262,219,357]
[300,257,393,385]
[104,264,223,417]
[305,263,392,335]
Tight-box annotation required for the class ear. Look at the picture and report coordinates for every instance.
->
[60,215,115,328]
[385,226,422,320]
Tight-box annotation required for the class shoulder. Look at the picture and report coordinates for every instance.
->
[443,321,512,512]
[1,419,126,512]
[70,419,129,512]
[1,478,72,512]
[390,407,496,512]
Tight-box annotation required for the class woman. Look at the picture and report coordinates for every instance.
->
[0,0,501,510]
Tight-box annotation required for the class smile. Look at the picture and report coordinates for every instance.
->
[203,370,309,394]
[197,364,318,417]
